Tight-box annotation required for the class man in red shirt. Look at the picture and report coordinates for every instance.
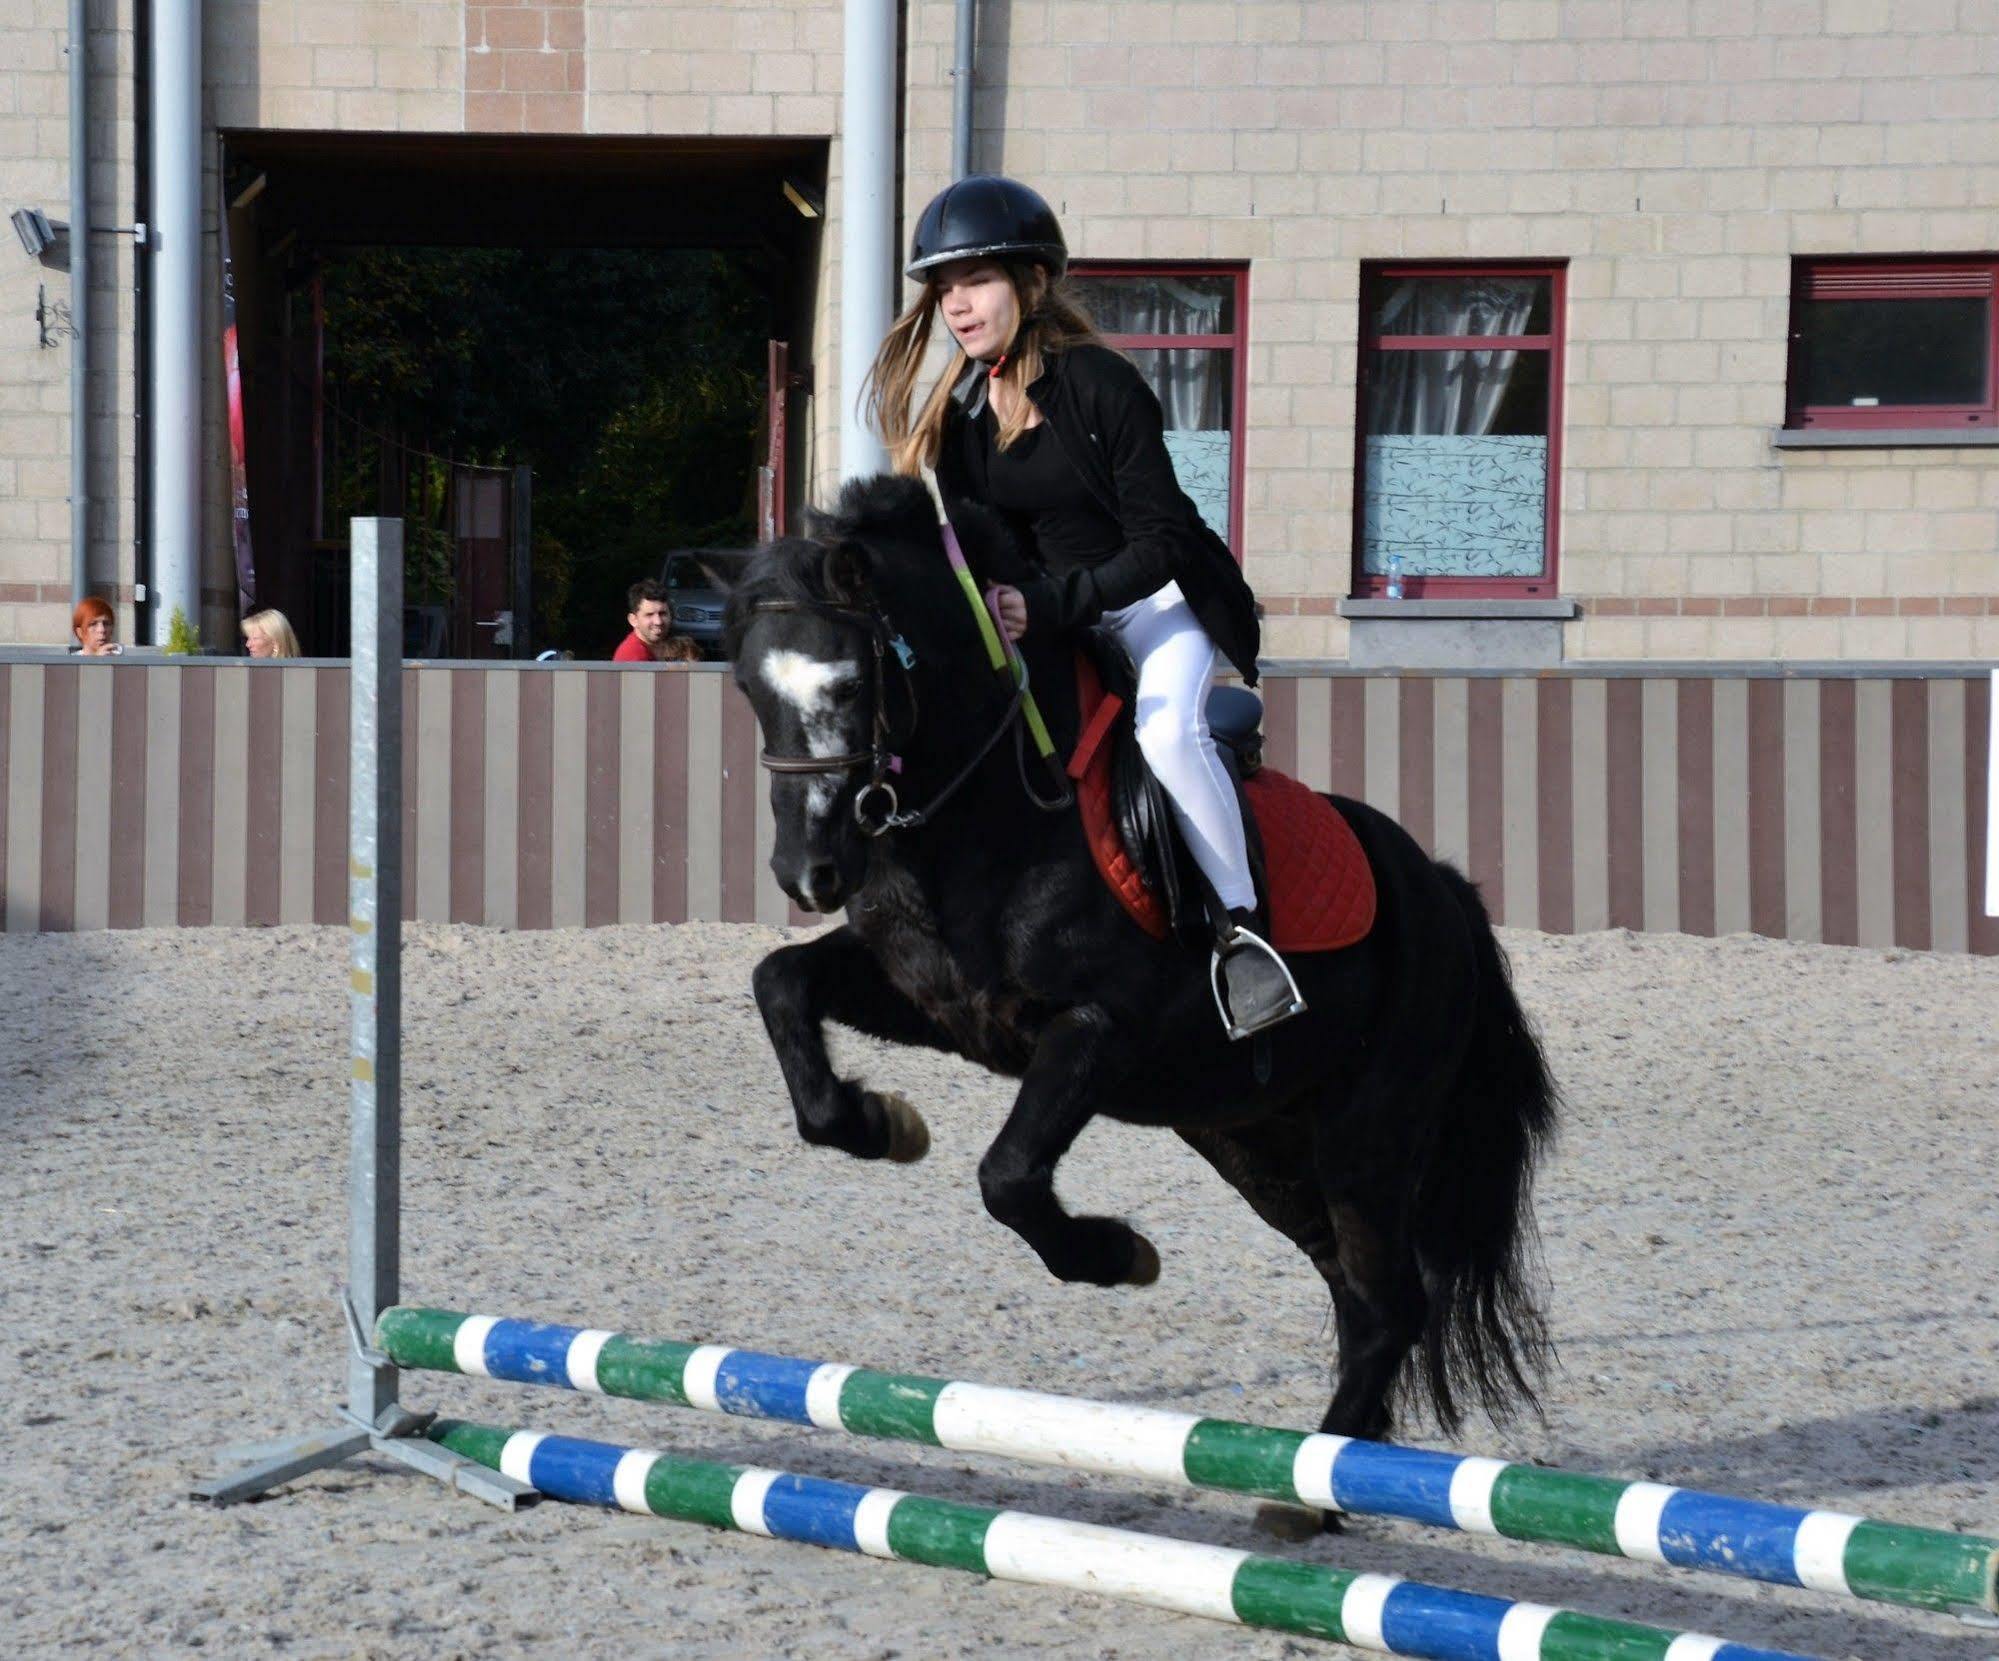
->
[614,579,700,663]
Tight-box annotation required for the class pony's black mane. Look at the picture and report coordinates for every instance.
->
[719,536,837,657]
[722,474,942,657]
[806,471,940,550]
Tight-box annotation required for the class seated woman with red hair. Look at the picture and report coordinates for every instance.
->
[71,596,122,656]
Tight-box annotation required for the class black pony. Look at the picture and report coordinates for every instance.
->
[721,473,1557,1463]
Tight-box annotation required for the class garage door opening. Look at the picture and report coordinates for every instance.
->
[221,133,825,658]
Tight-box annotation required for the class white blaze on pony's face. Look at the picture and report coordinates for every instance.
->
[737,585,880,915]
[759,647,864,820]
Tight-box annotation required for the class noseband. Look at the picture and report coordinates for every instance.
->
[749,596,1033,836]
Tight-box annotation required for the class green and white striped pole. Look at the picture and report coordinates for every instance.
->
[378,1306,1999,1620]
[427,1418,1817,1661]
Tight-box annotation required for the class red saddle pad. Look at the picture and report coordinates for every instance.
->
[1069,658,1376,952]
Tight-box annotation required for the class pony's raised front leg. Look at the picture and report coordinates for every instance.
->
[751,927,946,1163]
[977,1007,1160,1287]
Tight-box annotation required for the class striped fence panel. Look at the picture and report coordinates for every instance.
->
[0,662,806,935]
[1,658,1993,954]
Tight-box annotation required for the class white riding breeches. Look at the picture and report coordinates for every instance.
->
[1098,581,1256,914]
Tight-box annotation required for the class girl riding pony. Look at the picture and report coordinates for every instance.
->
[862,173,1302,1038]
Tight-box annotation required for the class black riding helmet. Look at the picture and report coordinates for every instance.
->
[905,174,1067,280]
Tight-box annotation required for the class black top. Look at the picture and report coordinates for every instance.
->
[934,343,1261,683]
[979,408,1127,573]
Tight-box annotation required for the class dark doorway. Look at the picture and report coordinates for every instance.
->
[220,133,825,657]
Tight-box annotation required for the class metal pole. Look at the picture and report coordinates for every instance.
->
[132,0,152,639]
[68,0,89,614]
[951,0,976,181]
[346,518,402,1427]
[193,515,528,1511]
[509,466,532,660]
[838,0,896,481]
[1987,667,1997,919]
[147,0,200,643]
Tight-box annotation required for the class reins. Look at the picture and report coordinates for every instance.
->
[939,524,1059,764]
[941,522,1071,815]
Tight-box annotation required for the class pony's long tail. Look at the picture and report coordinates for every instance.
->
[1411,863,1558,1432]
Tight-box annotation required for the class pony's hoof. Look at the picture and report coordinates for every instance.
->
[878,1092,930,1163]
[1253,1503,1322,1542]
[1123,1233,1161,1285]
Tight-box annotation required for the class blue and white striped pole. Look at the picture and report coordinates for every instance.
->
[428,1419,1817,1661]
[381,1307,1999,1619]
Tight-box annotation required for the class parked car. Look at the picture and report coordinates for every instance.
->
[660,551,728,658]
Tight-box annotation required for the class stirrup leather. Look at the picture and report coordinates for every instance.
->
[1209,923,1308,1041]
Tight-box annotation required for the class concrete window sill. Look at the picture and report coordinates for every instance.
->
[1771,427,1999,450]
[1339,598,1578,668]
[1338,598,1580,621]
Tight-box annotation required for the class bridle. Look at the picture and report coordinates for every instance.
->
[748,594,1059,836]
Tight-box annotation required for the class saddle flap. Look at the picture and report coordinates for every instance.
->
[1069,649,1376,955]
[1070,640,1262,941]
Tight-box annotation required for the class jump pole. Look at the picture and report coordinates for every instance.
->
[192,519,528,1511]
[424,1417,1816,1661]
[377,1306,1999,1621]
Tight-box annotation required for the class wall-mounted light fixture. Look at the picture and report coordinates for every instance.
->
[10,205,148,269]
[12,207,60,258]
[782,180,823,219]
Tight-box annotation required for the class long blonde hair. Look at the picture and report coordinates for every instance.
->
[242,608,301,658]
[862,262,1102,476]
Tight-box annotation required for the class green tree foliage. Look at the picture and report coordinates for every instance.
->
[321,246,769,654]
[163,606,201,656]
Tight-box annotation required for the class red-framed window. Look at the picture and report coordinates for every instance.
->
[1353,261,1566,598]
[1066,263,1249,558]
[1786,257,1998,431]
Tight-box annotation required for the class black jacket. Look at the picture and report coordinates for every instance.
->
[934,343,1261,685]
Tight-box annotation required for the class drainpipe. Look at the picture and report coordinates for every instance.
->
[951,0,976,180]
[68,0,89,613]
[838,0,895,482]
[148,0,200,643]
[132,0,151,637]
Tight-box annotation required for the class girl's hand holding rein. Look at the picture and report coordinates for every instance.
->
[987,584,1029,642]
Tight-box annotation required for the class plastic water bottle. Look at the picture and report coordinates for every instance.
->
[1385,553,1405,600]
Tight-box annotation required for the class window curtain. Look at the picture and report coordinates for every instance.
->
[1369,278,1537,437]
[1083,279,1227,430]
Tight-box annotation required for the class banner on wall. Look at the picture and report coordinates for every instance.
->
[220,206,255,618]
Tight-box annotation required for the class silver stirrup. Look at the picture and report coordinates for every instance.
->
[1209,925,1308,1042]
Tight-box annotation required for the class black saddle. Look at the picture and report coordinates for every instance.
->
[1084,630,1269,943]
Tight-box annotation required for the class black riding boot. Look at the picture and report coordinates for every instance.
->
[1210,906,1307,1041]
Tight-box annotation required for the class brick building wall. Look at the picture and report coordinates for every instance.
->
[4,0,1997,661]
[902,0,1999,661]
